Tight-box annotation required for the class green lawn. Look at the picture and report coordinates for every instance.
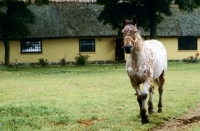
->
[0,63,200,131]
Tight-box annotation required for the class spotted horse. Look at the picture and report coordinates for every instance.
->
[122,16,167,124]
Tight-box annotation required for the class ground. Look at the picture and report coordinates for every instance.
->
[77,102,200,130]
[149,102,200,131]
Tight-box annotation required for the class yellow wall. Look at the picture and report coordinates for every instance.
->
[125,38,200,61]
[158,38,200,60]
[88,38,116,61]
[0,37,199,64]
[0,37,116,64]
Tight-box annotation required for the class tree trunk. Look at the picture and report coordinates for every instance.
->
[2,36,10,66]
[149,12,157,39]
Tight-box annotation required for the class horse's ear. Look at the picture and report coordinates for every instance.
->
[123,17,126,26]
[133,15,137,26]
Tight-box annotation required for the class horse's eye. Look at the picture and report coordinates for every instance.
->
[133,31,137,34]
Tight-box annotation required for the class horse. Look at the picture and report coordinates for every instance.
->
[122,16,167,124]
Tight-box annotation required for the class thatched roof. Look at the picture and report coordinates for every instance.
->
[28,3,118,38]
[28,3,200,38]
[156,5,200,37]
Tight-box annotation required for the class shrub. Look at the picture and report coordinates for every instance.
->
[182,53,199,63]
[38,58,48,66]
[59,56,67,66]
[74,53,90,65]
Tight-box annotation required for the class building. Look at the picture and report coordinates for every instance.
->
[0,1,200,64]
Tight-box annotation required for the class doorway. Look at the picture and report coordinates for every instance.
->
[115,38,124,61]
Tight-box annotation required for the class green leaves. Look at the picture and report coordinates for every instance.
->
[0,0,49,38]
[97,0,109,5]
[97,0,199,35]
[175,0,200,12]
[0,0,49,66]
[75,53,90,66]
[35,0,49,6]
[0,0,35,38]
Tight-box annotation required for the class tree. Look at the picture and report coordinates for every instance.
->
[0,0,49,66]
[97,0,200,39]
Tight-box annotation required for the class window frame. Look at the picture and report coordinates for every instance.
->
[178,37,197,50]
[21,39,42,53]
[79,39,95,52]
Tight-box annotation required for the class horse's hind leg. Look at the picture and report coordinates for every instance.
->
[148,85,154,114]
[157,70,165,113]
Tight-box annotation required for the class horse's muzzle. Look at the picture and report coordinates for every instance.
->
[124,45,132,54]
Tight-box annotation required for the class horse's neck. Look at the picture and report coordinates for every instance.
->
[130,39,146,65]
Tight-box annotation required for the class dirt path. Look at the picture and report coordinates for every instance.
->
[149,102,200,131]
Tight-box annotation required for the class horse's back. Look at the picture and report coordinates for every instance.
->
[144,39,167,79]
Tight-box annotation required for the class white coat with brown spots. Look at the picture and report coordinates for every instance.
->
[122,16,167,124]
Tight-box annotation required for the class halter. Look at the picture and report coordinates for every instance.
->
[123,26,138,45]
[124,36,138,43]
[124,36,138,48]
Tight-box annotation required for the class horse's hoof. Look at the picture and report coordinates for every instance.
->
[141,118,149,124]
[157,109,162,113]
[149,110,155,114]
[141,115,149,124]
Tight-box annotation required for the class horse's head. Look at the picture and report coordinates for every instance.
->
[122,16,138,54]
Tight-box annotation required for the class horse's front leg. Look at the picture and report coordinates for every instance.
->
[140,81,151,124]
[148,85,154,114]
[130,80,143,118]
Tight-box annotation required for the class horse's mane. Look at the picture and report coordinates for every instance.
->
[137,31,144,42]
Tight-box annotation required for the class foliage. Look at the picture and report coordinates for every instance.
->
[38,58,48,66]
[59,56,67,66]
[175,0,200,11]
[74,53,90,66]
[97,0,200,38]
[183,52,199,63]
[0,1,35,38]
[98,0,171,30]
[0,0,49,66]
[0,0,49,38]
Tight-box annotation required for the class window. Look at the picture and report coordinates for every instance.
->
[21,40,42,53]
[178,37,197,50]
[79,39,95,52]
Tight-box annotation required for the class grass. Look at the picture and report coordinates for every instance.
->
[0,62,200,130]
[192,125,200,131]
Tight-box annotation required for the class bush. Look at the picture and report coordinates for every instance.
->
[59,56,67,66]
[75,53,90,65]
[182,53,199,63]
[38,58,48,66]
